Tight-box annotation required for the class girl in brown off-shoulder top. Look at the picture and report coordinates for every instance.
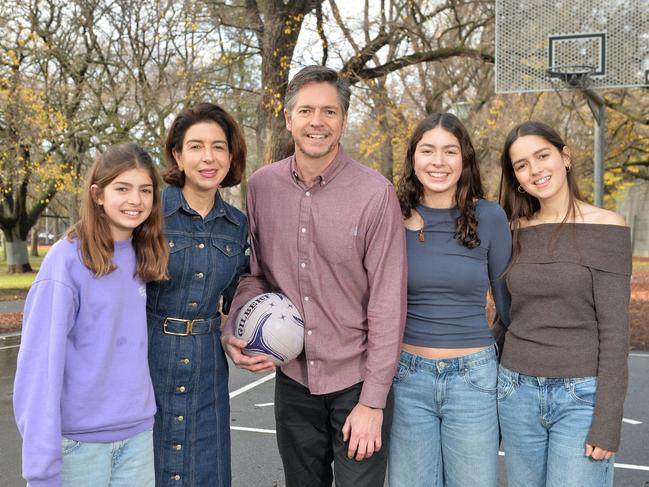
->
[496,121,631,487]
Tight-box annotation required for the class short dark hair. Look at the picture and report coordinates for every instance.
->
[163,102,246,188]
[284,66,351,115]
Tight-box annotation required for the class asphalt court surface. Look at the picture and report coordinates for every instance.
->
[2,334,648,486]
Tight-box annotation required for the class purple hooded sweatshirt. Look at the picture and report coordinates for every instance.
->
[13,237,155,487]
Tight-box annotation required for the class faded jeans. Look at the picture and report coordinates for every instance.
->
[389,346,499,487]
[497,365,614,487]
[60,427,154,486]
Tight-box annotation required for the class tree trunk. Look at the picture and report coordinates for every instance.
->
[254,1,323,167]
[30,226,39,257]
[6,239,32,273]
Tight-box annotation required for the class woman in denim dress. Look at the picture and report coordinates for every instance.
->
[147,103,248,486]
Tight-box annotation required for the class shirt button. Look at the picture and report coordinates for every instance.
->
[169,240,175,248]
[172,474,181,481]
[301,227,306,233]
[307,330,313,336]
[189,302,198,308]
[439,361,446,369]
[309,360,314,366]
[176,386,186,393]
[174,444,182,451]
[181,358,190,365]
[195,272,204,279]
[176,415,184,422]
[197,243,205,249]
[300,263,306,268]
[304,296,310,302]
[225,244,231,252]
[305,191,311,197]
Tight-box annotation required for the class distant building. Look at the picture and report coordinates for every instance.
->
[617,181,649,257]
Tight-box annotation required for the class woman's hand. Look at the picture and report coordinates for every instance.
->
[585,443,615,460]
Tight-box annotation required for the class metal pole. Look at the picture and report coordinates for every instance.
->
[584,89,606,208]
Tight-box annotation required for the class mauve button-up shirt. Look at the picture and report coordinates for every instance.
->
[226,146,407,408]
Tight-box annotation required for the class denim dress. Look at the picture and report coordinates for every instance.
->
[147,186,248,486]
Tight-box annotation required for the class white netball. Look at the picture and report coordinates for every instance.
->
[234,293,305,366]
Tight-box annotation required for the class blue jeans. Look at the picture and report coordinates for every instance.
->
[388,346,499,487]
[497,365,614,487]
[60,427,154,486]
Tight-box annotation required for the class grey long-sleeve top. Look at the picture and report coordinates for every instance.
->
[502,223,631,451]
[403,199,512,348]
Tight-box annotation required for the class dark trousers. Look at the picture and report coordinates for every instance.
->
[274,369,393,487]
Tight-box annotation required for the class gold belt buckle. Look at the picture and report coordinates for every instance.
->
[163,317,194,336]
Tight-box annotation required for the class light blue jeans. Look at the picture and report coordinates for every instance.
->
[497,365,614,487]
[388,346,499,487]
[60,427,154,486]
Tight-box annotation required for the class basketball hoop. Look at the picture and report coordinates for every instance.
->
[546,65,596,89]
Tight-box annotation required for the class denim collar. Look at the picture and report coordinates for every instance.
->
[162,185,240,226]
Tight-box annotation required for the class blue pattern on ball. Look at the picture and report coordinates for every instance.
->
[244,312,287,363]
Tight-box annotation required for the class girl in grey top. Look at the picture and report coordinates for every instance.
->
[388,113,511,487]
[498,121,631,487]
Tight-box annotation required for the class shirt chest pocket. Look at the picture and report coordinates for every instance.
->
[314,215,358,265]
[211,237,244,283]
[166,236,193,277]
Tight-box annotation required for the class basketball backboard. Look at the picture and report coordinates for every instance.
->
[495,0,649,93]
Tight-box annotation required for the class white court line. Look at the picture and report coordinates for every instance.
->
[229,372,276,399]
[0,332,21,339]
[231,426,276,434]
[623,418,643,425]
[255,402,275,407]
[613,462,649,472]
[0,344,19,351]
[629,352,649,357]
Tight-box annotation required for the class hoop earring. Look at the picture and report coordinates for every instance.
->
[566,165,571,173]
[517,185,525,194]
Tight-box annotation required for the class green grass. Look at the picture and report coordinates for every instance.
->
[633,259,649,269]
[0,253,45,299]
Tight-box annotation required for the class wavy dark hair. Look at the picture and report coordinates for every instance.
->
[498,120,581,262]
[163,102,246,188]
[67,142,169,281]
[396,113,484,249]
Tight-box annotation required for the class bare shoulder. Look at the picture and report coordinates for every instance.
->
[578,203,626,226]
[404,210,423,231]
[515,216,534,229]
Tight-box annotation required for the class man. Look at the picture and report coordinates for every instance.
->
[222,65,407,486]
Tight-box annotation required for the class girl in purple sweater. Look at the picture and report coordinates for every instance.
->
[13,142,169,486]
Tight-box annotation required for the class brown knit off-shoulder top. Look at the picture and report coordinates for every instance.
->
[502,223,631,451]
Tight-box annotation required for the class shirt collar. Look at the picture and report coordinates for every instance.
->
[162,185,241,226]
[290,144,349,187]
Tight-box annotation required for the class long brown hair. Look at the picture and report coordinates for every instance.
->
[163,102,246,188]
[498,121,582,262]
[396,113,484,248]
[67,142,169,281]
